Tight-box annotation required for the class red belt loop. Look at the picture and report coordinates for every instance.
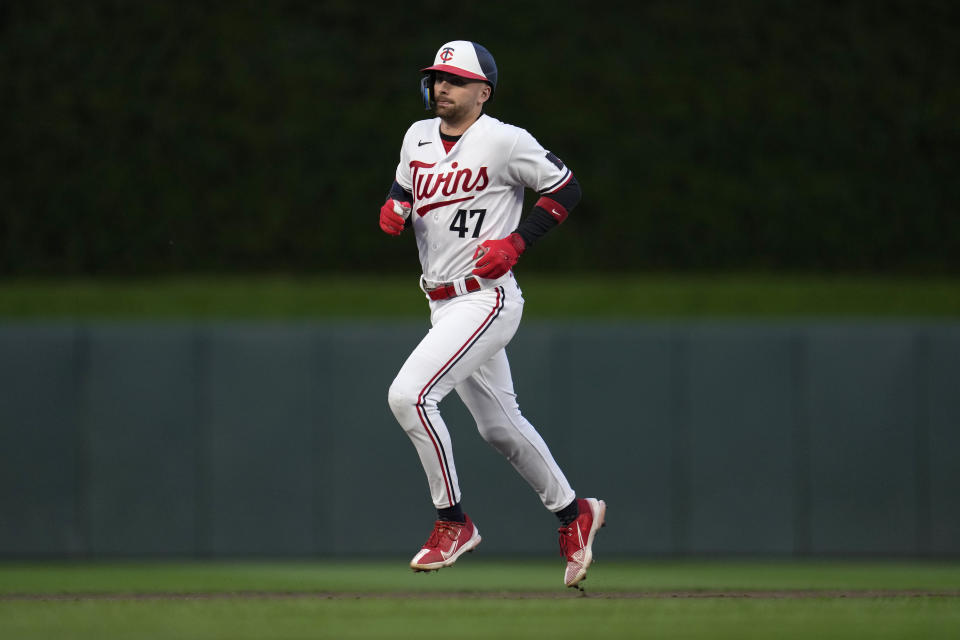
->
[426,277,482,301]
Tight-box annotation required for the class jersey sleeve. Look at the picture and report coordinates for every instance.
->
[394,125,416,192]
[505,128,573,194]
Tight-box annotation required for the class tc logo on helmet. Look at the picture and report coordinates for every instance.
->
[439,47,455,62]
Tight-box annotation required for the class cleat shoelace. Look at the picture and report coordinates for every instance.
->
[426,521,462,549]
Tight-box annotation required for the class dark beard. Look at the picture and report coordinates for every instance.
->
[435,101,470,122]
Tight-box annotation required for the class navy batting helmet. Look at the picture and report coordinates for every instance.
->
[420,40,498,110]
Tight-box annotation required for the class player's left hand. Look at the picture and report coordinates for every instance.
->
[472,233,526,279]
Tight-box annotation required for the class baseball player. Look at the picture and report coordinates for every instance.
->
[379,40,605,588]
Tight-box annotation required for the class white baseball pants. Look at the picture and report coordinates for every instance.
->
[388,276,576,512]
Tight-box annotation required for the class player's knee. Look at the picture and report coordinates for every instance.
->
[387,380,419,422]
[478,423,512,450]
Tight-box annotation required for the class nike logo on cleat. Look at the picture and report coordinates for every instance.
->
[418,140,432,146]
[440,542,459,560]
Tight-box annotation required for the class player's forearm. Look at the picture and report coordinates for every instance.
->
[514,175,581,248]
[388,180,414,203]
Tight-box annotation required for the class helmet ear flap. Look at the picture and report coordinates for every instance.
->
[420,73,435,110]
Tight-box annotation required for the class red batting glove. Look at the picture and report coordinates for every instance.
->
[472,233,526,279]
[379,199,411,236]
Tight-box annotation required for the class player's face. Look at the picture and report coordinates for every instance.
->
[433,72,490,121]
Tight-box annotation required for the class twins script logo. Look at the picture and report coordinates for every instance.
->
[410,160,489,216]
[439,47,455,62]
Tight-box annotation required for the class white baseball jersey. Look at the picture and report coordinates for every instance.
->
[394,114,572,283]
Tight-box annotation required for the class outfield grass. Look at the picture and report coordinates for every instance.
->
[1,560,958,639]
[3,597,959,640]
[0,274,958,318]
[3,559,960,595]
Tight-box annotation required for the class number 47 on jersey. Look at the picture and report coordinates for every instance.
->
[449,208,486,238]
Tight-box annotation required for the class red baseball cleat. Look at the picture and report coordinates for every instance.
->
[410,515,482,572]
[558,497,606,588]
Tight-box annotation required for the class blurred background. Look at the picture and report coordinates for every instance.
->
[0,1,958,559]
[3,0,958,276]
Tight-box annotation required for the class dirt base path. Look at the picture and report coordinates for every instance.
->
[3,590,959,601]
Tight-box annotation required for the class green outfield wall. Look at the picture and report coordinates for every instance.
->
[1,322,958,557]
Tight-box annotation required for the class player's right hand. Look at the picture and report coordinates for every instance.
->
[380,199,411,236]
